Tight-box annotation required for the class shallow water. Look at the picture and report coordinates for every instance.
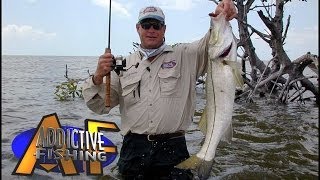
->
[2,55,318,179]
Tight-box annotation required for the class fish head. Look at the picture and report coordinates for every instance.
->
[208,13,244,88]
[208,13,237,62]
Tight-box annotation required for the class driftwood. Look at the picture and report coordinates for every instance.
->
[219,0,319,105]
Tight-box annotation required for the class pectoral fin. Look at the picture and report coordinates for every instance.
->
[225,61,244,88]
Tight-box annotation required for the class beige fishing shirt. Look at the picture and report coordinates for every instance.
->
[83,30,211,135]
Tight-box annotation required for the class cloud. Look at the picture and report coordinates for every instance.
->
[91,0,130,17]
[2,24,56,40]
[154,0,201,11]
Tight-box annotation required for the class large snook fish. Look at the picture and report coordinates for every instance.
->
[176,13,243,179]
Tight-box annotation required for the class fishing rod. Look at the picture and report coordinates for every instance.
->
[105,0,112,107]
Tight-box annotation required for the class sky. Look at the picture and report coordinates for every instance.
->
[2,0,319,61]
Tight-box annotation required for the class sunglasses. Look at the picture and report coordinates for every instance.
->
[140,22,164,30]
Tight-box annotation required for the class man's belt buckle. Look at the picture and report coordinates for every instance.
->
[147,134,155,141]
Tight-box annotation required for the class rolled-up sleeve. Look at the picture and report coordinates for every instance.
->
[194,29,211,78]
[82,71,120,114]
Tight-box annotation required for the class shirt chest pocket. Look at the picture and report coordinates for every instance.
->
[120,74,141,108]
[158,67,181,98]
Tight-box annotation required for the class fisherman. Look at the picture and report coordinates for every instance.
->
[82,0,237,179]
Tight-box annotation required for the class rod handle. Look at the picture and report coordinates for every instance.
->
[105,48,111,107]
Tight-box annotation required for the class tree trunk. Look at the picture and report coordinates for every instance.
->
[234,0,318,105]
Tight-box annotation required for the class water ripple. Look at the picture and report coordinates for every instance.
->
[2,55,318,179]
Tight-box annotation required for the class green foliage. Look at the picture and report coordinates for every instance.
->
[54,79,83,101]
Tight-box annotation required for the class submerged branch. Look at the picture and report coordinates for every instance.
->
[257,68,284,89]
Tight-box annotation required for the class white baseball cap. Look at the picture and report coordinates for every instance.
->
[138,6,165,23]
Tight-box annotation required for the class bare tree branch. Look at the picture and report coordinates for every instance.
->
[293,52,319,64]
[289,89,307,102]
[262,1,275,19]
[289,76,318,86]
[238,30,254,47]
[257,10,277,35]
[282,15,291,43]
[239,19,271,43]
[249,3,274,12]
[257,68,284,88]
[245,0,255,13]
[247,57,276,100]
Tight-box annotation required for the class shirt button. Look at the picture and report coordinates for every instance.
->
[149,104,152,106]
[150,121,153,123]
[149,75,152,78]
[149,89,151,92]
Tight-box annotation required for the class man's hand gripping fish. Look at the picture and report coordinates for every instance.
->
[176,12,243,179]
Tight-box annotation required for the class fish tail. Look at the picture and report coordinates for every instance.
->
[176,155,214,180]
[197,160,214,180]
[175,155,203,170]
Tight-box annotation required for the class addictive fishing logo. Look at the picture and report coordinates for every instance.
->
[11,113,120,176]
